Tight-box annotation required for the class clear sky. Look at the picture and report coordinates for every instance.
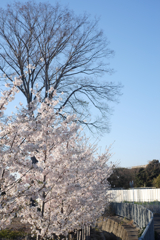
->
[1,0,160,168]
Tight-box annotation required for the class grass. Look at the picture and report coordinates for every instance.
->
[0,229,27,239]
[124,200,160,205]
[0,217,33,239]
[124,200,153,203]
[138,227,145,238]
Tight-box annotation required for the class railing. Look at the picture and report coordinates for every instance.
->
[139,217,154,240]
[30,227,91,240]
[67,227,90,240]
[111,202,154,240]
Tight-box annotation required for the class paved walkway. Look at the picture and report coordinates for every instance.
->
[154,213,160,240]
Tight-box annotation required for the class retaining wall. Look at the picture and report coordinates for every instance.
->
[111,202,154,240]
[97,216,138,240]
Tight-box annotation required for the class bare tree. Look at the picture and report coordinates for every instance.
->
[0,1,122,133]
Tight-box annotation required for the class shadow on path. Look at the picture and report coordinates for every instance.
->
[154,213,160,240]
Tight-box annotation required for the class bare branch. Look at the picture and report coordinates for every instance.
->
[0,2,122,133]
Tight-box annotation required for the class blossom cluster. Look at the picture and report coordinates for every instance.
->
[0,76,112,239]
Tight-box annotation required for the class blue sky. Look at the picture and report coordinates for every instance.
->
[1,0,160,168]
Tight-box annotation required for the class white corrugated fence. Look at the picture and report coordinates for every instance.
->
[108,188,160,202]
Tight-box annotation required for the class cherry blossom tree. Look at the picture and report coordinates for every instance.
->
[0,79,26,228]
[0,74,113,239]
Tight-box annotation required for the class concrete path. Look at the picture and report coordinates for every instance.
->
[154,213,160,240]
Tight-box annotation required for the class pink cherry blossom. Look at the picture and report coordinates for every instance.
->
[0,74,113,239]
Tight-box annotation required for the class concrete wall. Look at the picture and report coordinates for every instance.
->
[96,217,131,240]
[111,202,154,240]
